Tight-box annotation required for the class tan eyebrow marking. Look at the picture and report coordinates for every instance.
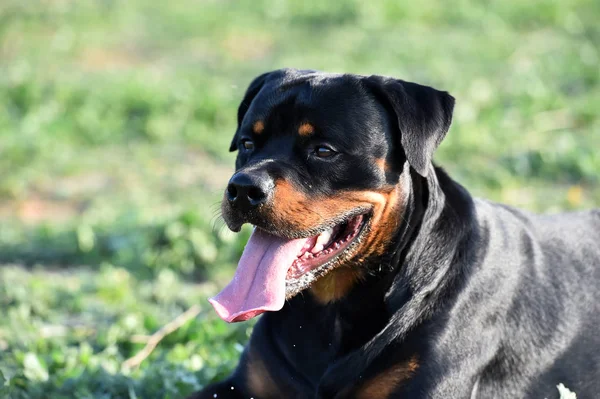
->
[375,158,387,171]
[298,122,315,136]
[253,120,265,134]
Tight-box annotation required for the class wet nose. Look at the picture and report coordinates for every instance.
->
[226,171,274,211]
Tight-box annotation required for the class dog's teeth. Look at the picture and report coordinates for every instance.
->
[311,243,325,254]
[312,228,334,253]
[301,241,313,252]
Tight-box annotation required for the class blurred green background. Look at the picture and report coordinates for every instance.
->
[0,0,598,397]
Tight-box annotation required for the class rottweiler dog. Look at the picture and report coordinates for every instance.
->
[189,69,600,398]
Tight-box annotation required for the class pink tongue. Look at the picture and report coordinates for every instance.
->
[209,228,311,323]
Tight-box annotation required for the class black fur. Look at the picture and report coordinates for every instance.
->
[190,69,600,399]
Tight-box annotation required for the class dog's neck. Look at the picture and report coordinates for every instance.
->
[383,164,477,309]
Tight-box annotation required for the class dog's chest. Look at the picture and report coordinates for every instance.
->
[267,298,390,391]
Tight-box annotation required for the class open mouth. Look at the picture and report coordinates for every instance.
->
[209,212,369,323]
[287,214,367,280]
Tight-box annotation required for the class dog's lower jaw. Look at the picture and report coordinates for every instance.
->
[283,214,372,300]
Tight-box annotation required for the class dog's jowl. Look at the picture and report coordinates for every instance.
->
[189,69,600,399]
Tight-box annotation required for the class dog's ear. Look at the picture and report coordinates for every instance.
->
[365,76,455,176]
[229,71,275,152]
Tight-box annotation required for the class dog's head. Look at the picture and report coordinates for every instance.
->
[210,69,454,322]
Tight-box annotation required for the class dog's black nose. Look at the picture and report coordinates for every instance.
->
[226,171,274,211]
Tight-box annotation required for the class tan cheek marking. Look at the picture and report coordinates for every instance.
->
[355,356,419,399]
[359,185,404,258]
[270,180,359,231]
[253,120,265,134]
[246,347,281,397]
[322,186,404,261]
[270,181,404,255]
[269,181,405,304]
[298,122,315,136]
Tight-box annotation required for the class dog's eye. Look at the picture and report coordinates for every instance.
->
[241,139,254,151]
[315,146,335,158]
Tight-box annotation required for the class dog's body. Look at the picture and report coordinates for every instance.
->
[190,69,600,399]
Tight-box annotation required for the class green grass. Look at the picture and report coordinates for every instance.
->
[0,0,599,397]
